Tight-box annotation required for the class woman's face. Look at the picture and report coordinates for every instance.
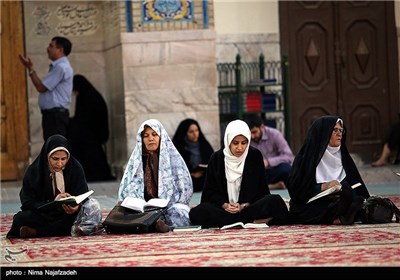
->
[229,135,248,157]
[329,122,344,147]
[142,126,160,154]
[186,124,200,142]
[49,150,69,172]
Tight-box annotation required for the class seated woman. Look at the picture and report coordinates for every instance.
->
[7,134,91,238]
[287,116,370,225]
[189,120,289,228]
[118,119,193,232]
[172,118,214,192]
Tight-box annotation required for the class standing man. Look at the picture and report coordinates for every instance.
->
[19,36,73,141]
[245,114,294,190]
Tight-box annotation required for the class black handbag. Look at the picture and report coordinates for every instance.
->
[360,196,400,224]
[102,202,166,234]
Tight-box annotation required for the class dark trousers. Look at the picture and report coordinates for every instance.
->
[265,162,292,186]
[41,108,69,141]
[189,194,289,228]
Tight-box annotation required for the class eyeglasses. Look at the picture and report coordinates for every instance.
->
[333,128,345,134]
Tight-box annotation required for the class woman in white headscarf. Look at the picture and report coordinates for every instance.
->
[118,119,193,232]
[189,120,289,228]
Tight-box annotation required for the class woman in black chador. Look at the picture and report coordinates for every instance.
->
[7,135,89,238]
[172,118,214,192]
[287,115,370,225]
[68,74,115,182]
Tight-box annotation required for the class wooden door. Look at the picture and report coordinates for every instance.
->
[1,1,29,181]
[279,1,399,155]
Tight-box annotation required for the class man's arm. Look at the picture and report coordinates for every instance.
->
[267,130,295,167]
[19,54,48,93]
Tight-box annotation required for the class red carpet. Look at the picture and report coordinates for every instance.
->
[1,196,399,268]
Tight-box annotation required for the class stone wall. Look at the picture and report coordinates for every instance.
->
[22,1,280,180]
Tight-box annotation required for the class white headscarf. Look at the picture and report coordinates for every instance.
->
[48,147,70,195]
[316,118,346,183]
[223,120,251,203]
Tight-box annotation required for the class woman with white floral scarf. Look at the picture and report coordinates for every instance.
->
[118,119,193,232]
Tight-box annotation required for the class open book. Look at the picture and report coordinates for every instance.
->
[121,197,169,212]
[306,182,362,204]
[38,190,94,211]
[192,164,208,173]
[220,222,269,230]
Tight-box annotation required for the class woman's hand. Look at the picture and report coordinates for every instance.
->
[55,193,70,200]
[55,193,80,214]
[223,202,248,213]
[321,180,341,191]
[62,204,80,215]
[191,170,203,178]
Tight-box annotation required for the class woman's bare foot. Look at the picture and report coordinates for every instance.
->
[372,143,391,167]
[155,219,170,233]
[20,226,37,238]
[371,160,388,167]
[268,181,286,190]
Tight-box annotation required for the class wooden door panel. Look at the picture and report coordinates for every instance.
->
[282,1,338,152]
[339,1,392,153]
[1,1,29,181]
[279,1,399,155]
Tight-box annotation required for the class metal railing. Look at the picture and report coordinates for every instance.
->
[217,54,290,143]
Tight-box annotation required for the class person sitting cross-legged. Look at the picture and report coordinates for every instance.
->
[189,120,289,229]
[118,119,193,233]
[287,116,370,225]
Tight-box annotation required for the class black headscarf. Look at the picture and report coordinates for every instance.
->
[70,74,109,144]
[172,118,214,171]
[20,134,89,211]
[287,115,370,204]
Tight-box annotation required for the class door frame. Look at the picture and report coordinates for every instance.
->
[1,1,30,181]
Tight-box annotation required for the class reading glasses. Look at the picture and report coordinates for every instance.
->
[333,128,345,134]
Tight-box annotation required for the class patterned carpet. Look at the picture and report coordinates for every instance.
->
[1,197,399,271]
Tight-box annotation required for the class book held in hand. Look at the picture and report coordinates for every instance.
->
[220,222,269,230]
[306,182,362,204]
[38,190,94,211]
[121,197,169,212]
[193,164,208,173]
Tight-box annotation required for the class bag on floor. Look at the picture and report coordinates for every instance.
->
[360,196,400,224]
[102,202,165,234]
[71,198,105,236]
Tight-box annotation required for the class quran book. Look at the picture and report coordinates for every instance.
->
[220,222,269,230]
[173,225,202,232]
[306,183,362,204]
[38,190,94,211]
[121,197,169,212]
